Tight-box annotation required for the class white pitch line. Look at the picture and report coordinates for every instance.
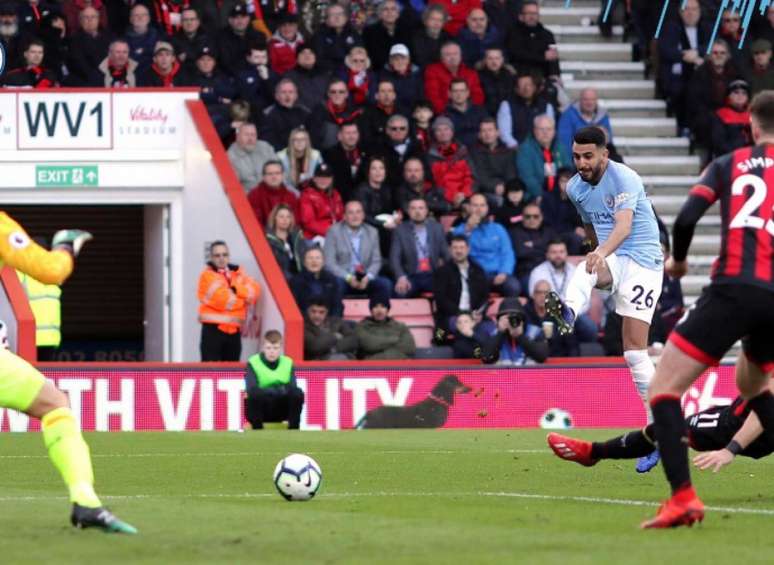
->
[0,449,547,459]
[0,491,772,517]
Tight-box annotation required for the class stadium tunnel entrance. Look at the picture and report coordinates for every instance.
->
[4,204,169,362]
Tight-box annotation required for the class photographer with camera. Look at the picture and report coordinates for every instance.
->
[481,297,548,365]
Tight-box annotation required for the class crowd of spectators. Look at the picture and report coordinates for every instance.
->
[10,0,769,362]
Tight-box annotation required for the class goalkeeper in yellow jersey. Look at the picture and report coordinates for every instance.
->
[0,213,136,534]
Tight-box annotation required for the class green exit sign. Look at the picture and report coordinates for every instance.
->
[36,165,98,187]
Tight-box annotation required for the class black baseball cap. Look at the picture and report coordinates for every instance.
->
[314,163,334,177]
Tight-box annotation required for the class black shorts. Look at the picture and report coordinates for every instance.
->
[687,398,774,459]
[670,283,774,372]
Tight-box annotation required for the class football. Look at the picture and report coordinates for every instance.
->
[273,453,323,501]
[539,408,573,430]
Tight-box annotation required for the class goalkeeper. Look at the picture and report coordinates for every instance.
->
[0,213,136,534]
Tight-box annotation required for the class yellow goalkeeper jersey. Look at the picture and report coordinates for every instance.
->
[0,212,73,285]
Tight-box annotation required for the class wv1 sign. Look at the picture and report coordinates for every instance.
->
[17,92,111,150]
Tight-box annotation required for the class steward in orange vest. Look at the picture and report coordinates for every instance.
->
[198,240,261,361]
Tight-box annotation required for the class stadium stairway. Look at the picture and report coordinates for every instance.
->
[543,0,719,306]
[542,0,741,359]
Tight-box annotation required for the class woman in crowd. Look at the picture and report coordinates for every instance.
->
[277,127,323,192]
[265,204,307,281]
[355,156,399,257]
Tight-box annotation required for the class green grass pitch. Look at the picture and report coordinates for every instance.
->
[2,429,774,564]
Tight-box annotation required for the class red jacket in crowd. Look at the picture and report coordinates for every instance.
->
[427,142,475,204]
[434,0,482,36]
[247,182,299,226]
[298,184,344,239]
[424,62,485,114]
[268,32,304,75]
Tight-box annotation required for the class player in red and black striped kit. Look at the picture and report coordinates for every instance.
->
[639,91,774,529]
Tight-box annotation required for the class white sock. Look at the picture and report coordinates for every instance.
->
[624,349,655,424]
[563,261,597,317]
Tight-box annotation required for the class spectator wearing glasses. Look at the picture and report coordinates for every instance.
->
[372,114,425,188]
[508,202,557,293]
[336,46,377,107]
[309,78,364,151]
[198,240,261,361]
[717,8,750,73]
[172,7,212,71]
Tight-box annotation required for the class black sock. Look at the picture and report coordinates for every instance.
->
[651,395,691,494]
[748,390,774,438]
[591,427,656,460]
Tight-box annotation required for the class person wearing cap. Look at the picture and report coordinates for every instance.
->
[284,45,331,112]
[378,43,423,110]
[216,1,266,78]
[323,200,393,300]
[354,295,416,360]
[298,162,345,241]
[424,40,485,114]
[96,38,138,88]
[172,7,213,71]
[749,38,774,95]
[2,37,57,88]
[710,79,752,158]
[260,78,311,151]
[362,0,412,72]
[480,296,548,365]
[236,41,277,117]
[137,40,184,86]
[126,3,162,74]
[67,6,110,86]
[458,8,502,68]
[426,115,477,208]
[311,2,363,72]
[182,43,237,137]
[268,12,304,75]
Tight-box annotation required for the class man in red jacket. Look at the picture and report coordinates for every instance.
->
[424,40,484,114]
[247,160,299,226]
[298,163,345,242]
[427,116,476,208]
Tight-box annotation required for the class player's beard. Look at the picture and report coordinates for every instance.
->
[581,162,605,184]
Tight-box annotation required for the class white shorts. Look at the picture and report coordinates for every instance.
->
[604,254,663,324]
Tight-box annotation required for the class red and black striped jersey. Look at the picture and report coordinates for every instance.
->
[689,143,774,291]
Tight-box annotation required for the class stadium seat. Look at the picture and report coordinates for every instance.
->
[343,299,370,322]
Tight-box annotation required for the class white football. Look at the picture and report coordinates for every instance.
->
[540,408,573,430]
[273,453,322,501]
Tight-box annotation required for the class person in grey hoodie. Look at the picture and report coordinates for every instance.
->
[226,122,278,192]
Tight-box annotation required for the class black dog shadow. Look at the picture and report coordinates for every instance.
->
[357,375,471,429]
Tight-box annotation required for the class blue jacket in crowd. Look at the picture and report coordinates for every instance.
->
[452,219,515,276]
[556,101,613,157]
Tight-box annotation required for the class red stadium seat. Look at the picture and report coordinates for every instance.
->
[343,299,370,322]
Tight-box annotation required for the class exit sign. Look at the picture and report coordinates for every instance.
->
[36,165,98,187]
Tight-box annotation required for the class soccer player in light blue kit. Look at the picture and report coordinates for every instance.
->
[545,126,664,473]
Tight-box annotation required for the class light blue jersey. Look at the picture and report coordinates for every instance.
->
[567,160,662,270]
